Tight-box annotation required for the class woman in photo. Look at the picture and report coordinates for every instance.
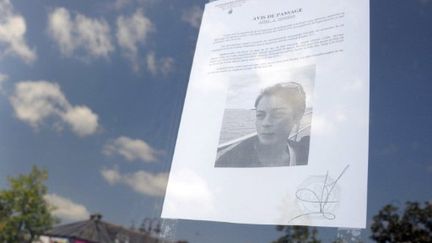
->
[215,82,310,167]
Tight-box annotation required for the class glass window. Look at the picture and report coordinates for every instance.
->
[0,0,431,242]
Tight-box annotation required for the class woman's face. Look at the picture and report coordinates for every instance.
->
[255,94,296,146]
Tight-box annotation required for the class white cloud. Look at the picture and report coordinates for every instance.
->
[124,171,168,196]
[0,73,8,94]
[48,7,114,59]
[101,167,168,197]
[101,166,122,184]
[116,9,153,71]
[0,0,36,63]
[113,0,131,9]
[146,52,157,74]
[146,52,174,76]
[9,80,99,136]
[10,81,68,127]
[75,14,113,57]
[47,8,74,55]
[181,6,203,29]
[103,136,159,162]
[44,194,90,221]
[62,106,99,137]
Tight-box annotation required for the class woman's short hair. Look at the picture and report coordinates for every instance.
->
[254,82,306,121]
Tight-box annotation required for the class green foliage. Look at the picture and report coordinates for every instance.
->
[273,225,321,243]
[0,166,57,243]
[370,201,432,243]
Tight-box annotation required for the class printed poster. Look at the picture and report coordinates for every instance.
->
[162,0,369,228]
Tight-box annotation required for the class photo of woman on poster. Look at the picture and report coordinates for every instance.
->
[215,81,311,167]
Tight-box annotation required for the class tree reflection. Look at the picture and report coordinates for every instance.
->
[273,225,320,243]
[371,201,432,242]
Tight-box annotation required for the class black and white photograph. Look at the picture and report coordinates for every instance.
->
[215,65,315,167]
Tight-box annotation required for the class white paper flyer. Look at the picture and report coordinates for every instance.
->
[162,0,369,228]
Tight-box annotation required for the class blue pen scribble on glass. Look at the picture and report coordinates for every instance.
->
[289,165,350,223]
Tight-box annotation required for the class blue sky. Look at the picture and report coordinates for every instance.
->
[0,0,431,242]
[0,0,199,231]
